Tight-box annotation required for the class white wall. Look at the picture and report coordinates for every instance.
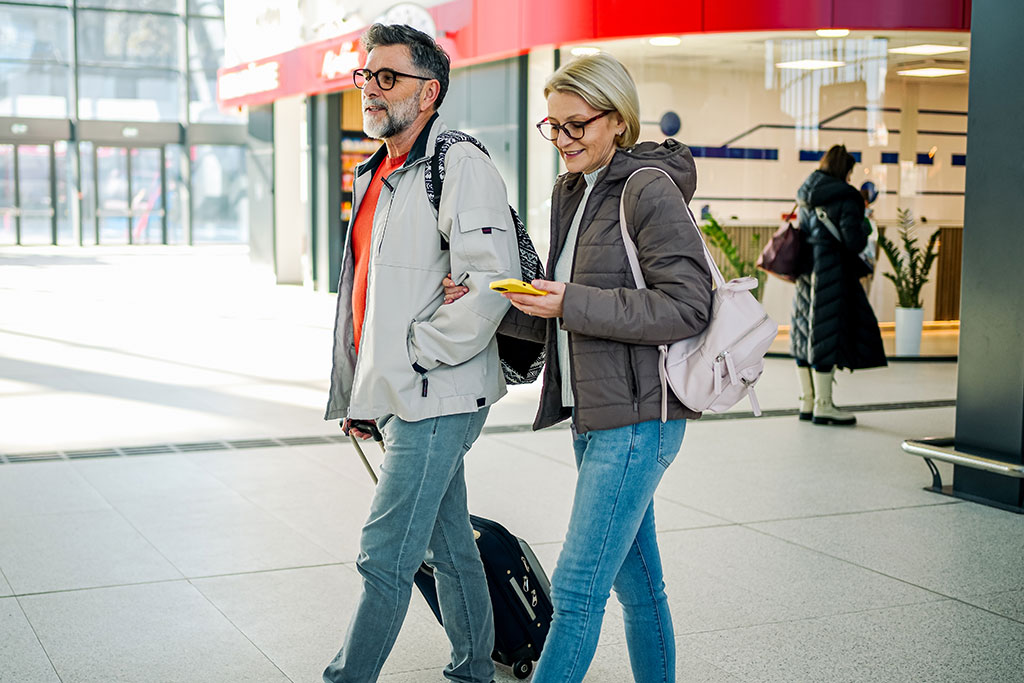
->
[627,67,967,227]
[272,95,309,286]
[544,40,967,324]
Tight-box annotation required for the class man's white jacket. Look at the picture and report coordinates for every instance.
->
[325,115,521,422]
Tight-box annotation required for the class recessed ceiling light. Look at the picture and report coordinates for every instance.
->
[889,44,969,56]
[816,28,850,37]
[897,67,967,78]
[776,59,846,70]
[649,36,681,47]
[571,46,600,56]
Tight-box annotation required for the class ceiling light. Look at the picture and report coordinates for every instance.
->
[889,44,968,56]
[816,28,850,37]
[897,67,967,78]
[571,46,600,56]
[649,36,681,47]
[776,59,845,70]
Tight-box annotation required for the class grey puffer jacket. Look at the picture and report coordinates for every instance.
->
[503,139,713,433]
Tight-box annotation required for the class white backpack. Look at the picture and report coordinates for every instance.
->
[619,168,779,418]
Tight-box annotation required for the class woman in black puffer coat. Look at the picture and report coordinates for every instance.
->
[791,145,886,426]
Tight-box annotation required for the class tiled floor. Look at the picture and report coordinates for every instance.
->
[1,247,1021,683]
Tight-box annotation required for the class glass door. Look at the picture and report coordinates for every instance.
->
[0,145,15,245]
[0,143,59,246]
[94,146,166,245]
[130,147,165,244]
[17,144,56,245]
[96,146,130,244]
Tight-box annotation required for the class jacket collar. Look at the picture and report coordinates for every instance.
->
[355,112,443,178]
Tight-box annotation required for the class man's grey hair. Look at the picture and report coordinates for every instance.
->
[361,23,451,110]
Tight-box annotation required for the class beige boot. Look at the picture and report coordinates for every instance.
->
[812,369,857,426]
[797,365,814,420]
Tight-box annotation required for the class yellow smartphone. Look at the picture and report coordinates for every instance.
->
[489,278,548,296]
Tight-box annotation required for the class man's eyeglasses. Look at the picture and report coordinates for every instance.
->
[353,67,433,91]
[536,111,611,141]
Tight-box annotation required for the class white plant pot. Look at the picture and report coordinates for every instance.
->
[894,306,924,356]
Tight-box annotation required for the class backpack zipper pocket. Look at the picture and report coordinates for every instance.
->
[508,577,537,621]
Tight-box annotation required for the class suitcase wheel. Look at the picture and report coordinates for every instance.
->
[512,659,532,680]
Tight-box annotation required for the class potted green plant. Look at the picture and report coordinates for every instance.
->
[700,213,766,301]
[877,208,940,356]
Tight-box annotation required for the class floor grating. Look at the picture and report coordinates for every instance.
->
[0,399,956,464]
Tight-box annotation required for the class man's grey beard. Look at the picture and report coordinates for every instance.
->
[363,87,422,140]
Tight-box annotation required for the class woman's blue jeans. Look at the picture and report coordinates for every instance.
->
[532,418,686,683]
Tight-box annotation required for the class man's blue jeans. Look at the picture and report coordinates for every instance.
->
[532,418,686,683]
[323,409,495,683]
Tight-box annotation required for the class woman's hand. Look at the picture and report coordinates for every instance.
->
[442,273,469,304]
[504,279,565,319]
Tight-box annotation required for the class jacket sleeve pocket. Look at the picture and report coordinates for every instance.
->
[453,206,511,274]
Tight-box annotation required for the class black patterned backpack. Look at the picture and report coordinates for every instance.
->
[425,130,545,385]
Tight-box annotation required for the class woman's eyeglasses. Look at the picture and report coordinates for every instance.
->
[536,111,611,141]
[353,68,433,91]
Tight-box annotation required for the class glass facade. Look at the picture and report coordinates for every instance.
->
[0,0,247,246]
[191,144,247,243]
[0,4,74,118]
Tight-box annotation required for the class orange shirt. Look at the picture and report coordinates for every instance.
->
[352,152,407,354]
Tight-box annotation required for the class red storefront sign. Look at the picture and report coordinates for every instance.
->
[218,0,970,110]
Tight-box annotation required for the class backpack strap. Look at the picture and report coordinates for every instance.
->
[619,167,723,421]
[426,131,490,250]
[813,206,843,243]
[425,131,490,213]
[620,168,725,289]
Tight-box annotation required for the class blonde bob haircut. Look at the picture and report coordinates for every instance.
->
[544,53,641,149]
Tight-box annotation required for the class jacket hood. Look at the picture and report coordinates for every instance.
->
[798,170,861,207]
[561,139,696,202]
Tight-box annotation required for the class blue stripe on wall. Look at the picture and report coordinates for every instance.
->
[952,154,966,166]
[800,150,862,162]
[690,146,778,160]
[882,152,899,164]
[917,153,935,165]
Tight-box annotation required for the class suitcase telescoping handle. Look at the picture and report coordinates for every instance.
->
[343,419,384,485]
[342,421,446,583]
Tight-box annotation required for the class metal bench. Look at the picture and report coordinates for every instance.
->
[902,436,1024,493]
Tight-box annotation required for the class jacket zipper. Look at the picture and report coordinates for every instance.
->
[625,347,639,412]
[564,182,596,429]
[408,320,428,397]
[376,175,398,255]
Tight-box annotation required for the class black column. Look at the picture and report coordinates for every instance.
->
[308,93,343,293]
[953,0,1024,509]
[325,94,343,294]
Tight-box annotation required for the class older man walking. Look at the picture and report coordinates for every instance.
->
[322,23,520,683]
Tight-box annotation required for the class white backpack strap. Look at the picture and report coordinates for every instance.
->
[618,167,722,422]
[619,168,726,289]
[814,206,843,243]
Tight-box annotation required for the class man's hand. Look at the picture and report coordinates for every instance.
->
[442,273,469,304]
[503,279,565,319]
[342,418,379,441]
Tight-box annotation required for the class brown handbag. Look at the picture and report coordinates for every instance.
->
[756,205,809,282]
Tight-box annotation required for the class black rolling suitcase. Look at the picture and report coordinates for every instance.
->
[347,424,553,680]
